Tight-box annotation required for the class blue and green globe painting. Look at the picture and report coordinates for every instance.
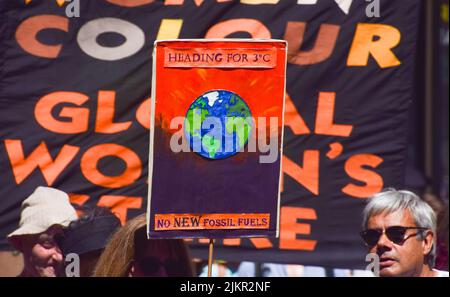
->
[184,90,253,160]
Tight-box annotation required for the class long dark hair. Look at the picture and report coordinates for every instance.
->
[93,214,194,277]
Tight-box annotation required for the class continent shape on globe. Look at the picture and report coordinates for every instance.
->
[184,90,253,159]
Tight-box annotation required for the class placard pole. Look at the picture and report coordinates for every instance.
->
[207,238,214,277]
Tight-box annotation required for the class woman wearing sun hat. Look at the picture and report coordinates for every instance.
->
[7,186,77,277]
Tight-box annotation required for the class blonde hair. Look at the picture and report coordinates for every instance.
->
[93,214,194,277]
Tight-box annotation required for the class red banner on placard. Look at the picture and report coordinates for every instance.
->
[154,213,270,231]
[164,47,277,68]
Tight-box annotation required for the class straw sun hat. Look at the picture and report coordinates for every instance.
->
[7,187,78,240]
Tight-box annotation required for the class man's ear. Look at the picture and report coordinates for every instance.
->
[128,265,135,277]
[422,230,434,256]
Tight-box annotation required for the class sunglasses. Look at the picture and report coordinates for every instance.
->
[360,226,429,247]
[134,257,189,277]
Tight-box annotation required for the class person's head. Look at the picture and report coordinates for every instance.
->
[56,207,121,277]
[93,214,194,277]
[12,225,64,277]
[7,187,78,277]
[361,189,437,277]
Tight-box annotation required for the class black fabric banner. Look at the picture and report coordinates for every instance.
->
[0,0,420,269]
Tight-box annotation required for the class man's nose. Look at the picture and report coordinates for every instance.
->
[376,232,394,249]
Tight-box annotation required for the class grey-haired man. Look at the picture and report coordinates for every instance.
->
[361,189,449,277]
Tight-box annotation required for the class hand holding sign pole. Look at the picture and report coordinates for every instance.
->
[148,40,287,275]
